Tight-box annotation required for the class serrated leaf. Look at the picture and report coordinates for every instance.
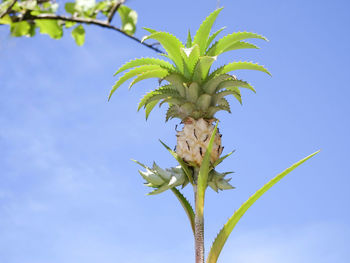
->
[202,74,232,94]
[138,85,175,110]
[10,21,30,37]
[217,98,231,113]
[142,32,184,72]
[196,122,218,217]
[193,56,217,83]
[206,150,320,263]
[71,25,85,46]
[109,65,163,100]
[163,73,186,96]
[118,5,137,35]
[114,57,174,76]
[180,44,200,78]
[145,99,159,120]
[206,27,226,52]
[223,41,259,53]
[193,8,223,55]
[129,68,169,89]
[207,32,267,56]
[171,188,195,234]
[166,105,179,121]
[159,140,194,185]
[35,19,63,39]
[210,61,271,79]
[143,90,182,109]
[212,150,235,168]
[215,89,242,105]
[217,79,255,93]
[143,27,157,34]
[186,29,192,48]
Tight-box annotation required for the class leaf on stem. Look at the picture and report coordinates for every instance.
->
[206,150,320,263]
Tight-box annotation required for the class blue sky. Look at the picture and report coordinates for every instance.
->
[0,0,349,262]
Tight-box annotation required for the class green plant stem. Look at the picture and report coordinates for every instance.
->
[194,169,205,263]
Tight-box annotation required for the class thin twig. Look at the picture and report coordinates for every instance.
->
[0,0,18,19]
[25,13,163,53]
[107,0,125,23]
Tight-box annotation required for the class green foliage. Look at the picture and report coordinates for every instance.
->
[35,19,63,39]
[171,188,195,234]
[10,21,31,37]
[0,0,138,45]
[71,25,85,46]
[160,140,194,185]
[142,31,185,71]
[196,122,218,217]
[118,5,137,35]
[192,7,223,55]
[111,8,270,121]
[206,150,320,263]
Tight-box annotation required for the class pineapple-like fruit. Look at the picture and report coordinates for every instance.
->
[109,7,270,168]
[176,118,222,166]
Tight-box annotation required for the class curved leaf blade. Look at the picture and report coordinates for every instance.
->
[114,58,174,76]
[129,68,169,90]
[196,122,218,217]
[109,65,162,100]
[206,27,226,53]
[206,150,320,263]
[171,188,195,235]
[142,32,184,72]
[210,61,271,79]
[207,32,267,56]
[159,140,194,185]
[193,8,223,55]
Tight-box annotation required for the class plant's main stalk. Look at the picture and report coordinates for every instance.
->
[194,184,205,263]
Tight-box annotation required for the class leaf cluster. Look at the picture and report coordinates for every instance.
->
[0,0,137,45]
[111,8,271,121]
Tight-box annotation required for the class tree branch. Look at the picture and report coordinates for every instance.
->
[107,0,124,23]
[0,0,18,19]
[26,13,163,53]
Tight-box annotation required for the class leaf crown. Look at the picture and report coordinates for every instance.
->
[109,7,271,121]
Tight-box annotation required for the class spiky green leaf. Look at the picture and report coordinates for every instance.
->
[202,74,233,94]
[138,85,176,110]
[217,79,255,93]
[171,188,195,234]
[206,150,320,263]
[129,68,169,89]
[215,89,242,105]
[212,150,235,168]
[196,122,218,217]
[210,61,271,79]
[186,29,192,48]
[206,27,226,52]
[193,56,217,83]
[145,99,159,120]
[109,65,163,100]
[223,41,259,53]
[142,32,184,71]
[163,73,186,96]
[114,58,174,76]
[159,140,194,185]
[207,32,267,56]
[143,90,182,108]
[193,8,223,55]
